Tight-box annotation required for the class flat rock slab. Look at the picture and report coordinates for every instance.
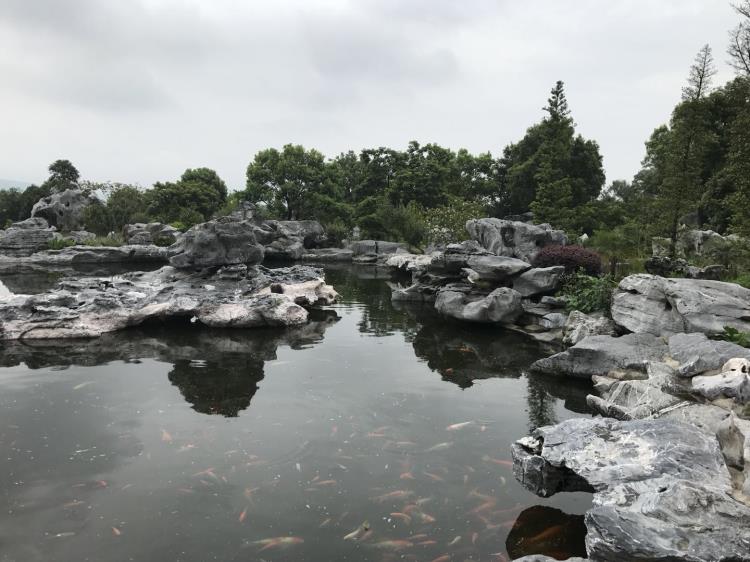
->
[530,333,667,379]
[512,417,750,561]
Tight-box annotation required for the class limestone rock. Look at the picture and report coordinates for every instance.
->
[512,417,750,562]
[563,311,617,346]
[169,216,264,269]
[254,220,327,260]
[434,285,523,324]
[348,239,407,257]
[530,333,667,380]
[465,218,567,262]
[0,265,337,340]
[513,266,565,297]
[0,244,169,267]
[668,333,750,377]
[123,223,180,246]
[693,369,750,403]
[301,248,354,262]
[31,188,97,231]
[0,217,57,257]
[611,274,750,336]
[645,256,725,280]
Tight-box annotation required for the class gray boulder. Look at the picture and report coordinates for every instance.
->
[668,332,750,377]
[465,218,567,262]
[513,266,565,297]
[169,216,264,269]
[512,417,750,562]
[531,333,668,380]
[563,311,617,346]
[692,368,750,403]
[0,217,57,256]
[301,248,354,262]
[31,188,97,231]
[64,230,96,244]
[123,223,180,246]
[644,256,725,280]
[434,285,523,324]
[253,220,327,260]
[611,274,750,336]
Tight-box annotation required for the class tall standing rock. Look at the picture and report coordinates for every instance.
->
[31,189,97,231]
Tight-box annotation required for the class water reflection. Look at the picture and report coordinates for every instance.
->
[0,264,593,562]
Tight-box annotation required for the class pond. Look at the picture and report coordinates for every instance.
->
[0,264,593,562]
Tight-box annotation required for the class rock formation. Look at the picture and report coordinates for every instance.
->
[123,223,181,246]
[0,217,58,256]
[465,218,567,262]
[169,216,265,269]
[611,274,750,336]
[31,188,97,231]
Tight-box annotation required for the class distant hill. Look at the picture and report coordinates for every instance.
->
[0,179,32,189]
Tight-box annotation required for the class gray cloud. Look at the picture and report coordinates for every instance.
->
[0,0,741,189]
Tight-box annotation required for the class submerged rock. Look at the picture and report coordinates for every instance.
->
[0,244,169,267]
[466,218,567,262]
[611,274,750,336]
[0,265,337,340]
[512,417,750,562]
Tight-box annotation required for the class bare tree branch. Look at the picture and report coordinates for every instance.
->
[683,44,717,100]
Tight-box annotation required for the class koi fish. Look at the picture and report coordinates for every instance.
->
[371,540,413,550]
[525,524,565,546]
[161,429,173,443]
[447,536,461,546]
[424,442,453,453]
[446,421,474,431]
[431,556,451,562]
[313,479,337,487]
[251,537,304,551]
[111,527,122,536]
[238,508,248,523]
[390,512,412,525]
[423,471,444,482]
[343,521,370,541]
[400,472,415,480]
[73,381,95,390]
[482,455,513,468]
[373,490,414,503]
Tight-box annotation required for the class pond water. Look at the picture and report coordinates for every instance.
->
[0,264,593,562]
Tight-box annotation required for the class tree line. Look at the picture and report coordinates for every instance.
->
[1,1,748,259]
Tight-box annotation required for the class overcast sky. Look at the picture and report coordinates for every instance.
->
[0,0,741,190]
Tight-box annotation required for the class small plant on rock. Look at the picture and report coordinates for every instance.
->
[561,271,617,314]
[717,327,750,348]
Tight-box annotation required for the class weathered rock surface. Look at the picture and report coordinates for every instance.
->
[254,220,327,260]
[668,332,750,377]
[513,266,565,297]
[434,285,523,324]
[169,216,264,269]
[563,311,617,346]
[653,228,741,262]
[0,265,337,340]
[611,274,750,336]
[645,256,725,280]
[64,230,96,244]
[531,333,667,379]
[0,217,58,256]
[383,253,433,271]
[512,417,750,562]
[31,188,97,231]
[465,218,567,262]
[348,239,408,257]
[0,244,169,267]
[301,247,354,262]
[123,222,180,246]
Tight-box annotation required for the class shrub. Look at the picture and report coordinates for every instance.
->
[731,274,750,289]
[423,198,486,246]
[47,238,76,250]
[323,219,349,247]
[717,327,750,348]
[153,235,175,247]
[533,245,602,276]
[561,272,617,314]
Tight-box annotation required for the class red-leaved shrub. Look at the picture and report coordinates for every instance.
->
[532,245,602,276]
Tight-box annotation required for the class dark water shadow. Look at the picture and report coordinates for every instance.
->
[506,505,588,560]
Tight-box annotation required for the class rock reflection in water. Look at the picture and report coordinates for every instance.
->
[506,505,587,560]
[0,309,340,417]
